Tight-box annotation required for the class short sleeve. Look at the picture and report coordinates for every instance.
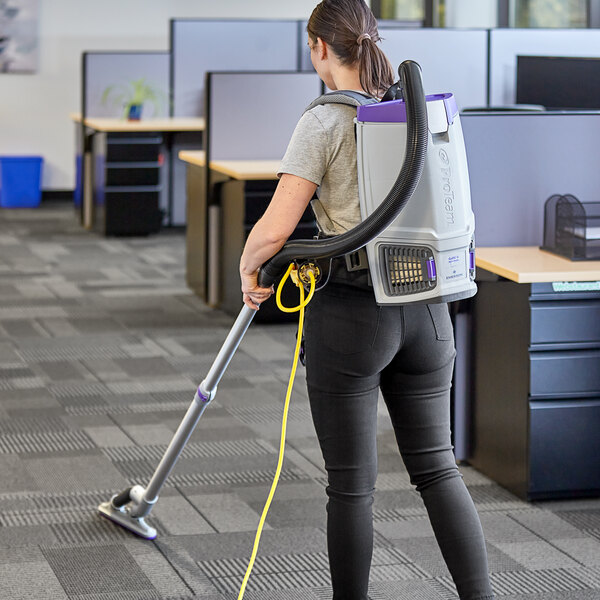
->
[278,110,329,185]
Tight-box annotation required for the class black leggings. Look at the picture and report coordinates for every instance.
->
[303,271,494,600]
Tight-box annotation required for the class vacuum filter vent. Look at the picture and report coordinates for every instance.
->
[380,245,437,297]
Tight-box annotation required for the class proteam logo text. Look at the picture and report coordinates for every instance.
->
[438,149,455,225]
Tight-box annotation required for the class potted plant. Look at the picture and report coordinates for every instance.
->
[101,78,165,121]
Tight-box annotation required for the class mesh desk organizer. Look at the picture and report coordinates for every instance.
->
[542,194,600,261]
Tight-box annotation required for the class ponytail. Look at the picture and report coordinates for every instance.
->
[307,0,395,98]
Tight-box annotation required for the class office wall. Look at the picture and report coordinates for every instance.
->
[0,0,318,190]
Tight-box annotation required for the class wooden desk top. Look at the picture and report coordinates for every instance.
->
[70,113,205,132]
[178,150,280,180]
[476,246,600,283]
[178,150,206,167]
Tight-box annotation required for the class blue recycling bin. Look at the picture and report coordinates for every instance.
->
[0,156,44,208]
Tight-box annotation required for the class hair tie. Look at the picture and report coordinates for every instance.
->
[357,33,371,45]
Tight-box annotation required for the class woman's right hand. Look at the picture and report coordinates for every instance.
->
[238,175,317,310]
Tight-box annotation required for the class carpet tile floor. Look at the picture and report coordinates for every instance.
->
[0,203,599,599]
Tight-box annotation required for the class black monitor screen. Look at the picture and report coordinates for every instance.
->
[516,55,600,110]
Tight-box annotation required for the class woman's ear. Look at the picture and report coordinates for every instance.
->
[316,37,328,61]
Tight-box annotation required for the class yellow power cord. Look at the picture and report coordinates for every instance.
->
[237,263,316,599]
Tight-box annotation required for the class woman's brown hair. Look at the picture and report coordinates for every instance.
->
[307,0,395,98]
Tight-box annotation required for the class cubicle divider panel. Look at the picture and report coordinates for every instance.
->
[206,71,323,161]
[171,19,301,118]
[488,29,600,106]
[378,29,488,110]
[83,52,170,119]
[298,20,313,72]
[203,71,322,318]
[461,111,600,247]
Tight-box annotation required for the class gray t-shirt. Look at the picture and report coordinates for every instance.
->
[278,103,360,236]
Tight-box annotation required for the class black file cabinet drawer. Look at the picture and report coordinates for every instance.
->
[530,300,600,345]
[530,349,600,397]
[104,189,162,236]
[106,164,161,187]
[106,135,162,162]
[529,399,600,497]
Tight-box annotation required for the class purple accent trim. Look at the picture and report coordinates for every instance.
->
[469,250,475,270]
[197,387,210,403]
[357,99,407,123]
[357,93,459,125]
[442,94,459,125]
[427,258,436,280]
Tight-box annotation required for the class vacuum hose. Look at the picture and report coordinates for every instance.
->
[258,60,428,288]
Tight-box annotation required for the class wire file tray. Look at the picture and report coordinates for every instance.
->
[542,194,600,261]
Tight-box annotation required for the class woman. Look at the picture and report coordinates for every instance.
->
[239,1,495,598]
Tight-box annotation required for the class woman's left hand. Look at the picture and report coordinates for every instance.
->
[241,269,274,310]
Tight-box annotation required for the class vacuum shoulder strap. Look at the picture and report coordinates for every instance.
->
[304,90,378,113]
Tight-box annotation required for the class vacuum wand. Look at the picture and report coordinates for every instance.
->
[98,304,257,539]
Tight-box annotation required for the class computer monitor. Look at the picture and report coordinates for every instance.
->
[516,55,600,110]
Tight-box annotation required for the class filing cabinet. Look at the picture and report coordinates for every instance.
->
[92,132,164,235]
[471,277,600,500]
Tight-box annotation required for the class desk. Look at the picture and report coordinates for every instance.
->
[71,115,205,234]
[179,151,316,320]
[471,246,600,500]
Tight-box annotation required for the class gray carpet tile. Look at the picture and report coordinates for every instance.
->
[1,204,600,599]
[0,560,70,599]
[41,544,159,596]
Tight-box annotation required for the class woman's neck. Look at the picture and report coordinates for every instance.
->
[330,63,364,93]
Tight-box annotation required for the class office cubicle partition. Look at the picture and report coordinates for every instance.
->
[489,29,600,106]
[202,71,323,314]
[170,20,301,118]
[461,111,600,247]
[206,71,323,160]
[378,29,489,109]
[168,19,303,225]
[82,52,170,119]
[298,20,313,72]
